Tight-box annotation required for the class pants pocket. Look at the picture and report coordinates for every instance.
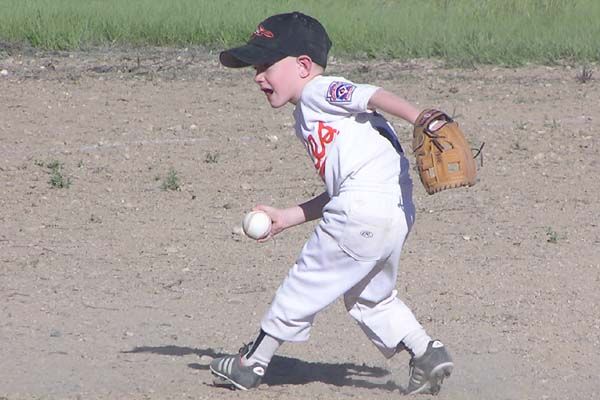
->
[338,211,389,262]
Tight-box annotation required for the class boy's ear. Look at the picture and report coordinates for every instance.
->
[296,55,313,78]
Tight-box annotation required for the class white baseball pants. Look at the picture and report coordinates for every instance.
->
[261,182,423,358]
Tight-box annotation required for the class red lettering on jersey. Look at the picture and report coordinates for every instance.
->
[307,121,339,177]
[318,159,326,177]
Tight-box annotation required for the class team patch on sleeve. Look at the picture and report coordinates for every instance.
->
[326,81,356,103]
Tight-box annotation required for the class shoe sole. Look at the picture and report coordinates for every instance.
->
[209,365,250,391]
[407,361,454,395]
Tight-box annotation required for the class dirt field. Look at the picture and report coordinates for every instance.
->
[1,47,598,400]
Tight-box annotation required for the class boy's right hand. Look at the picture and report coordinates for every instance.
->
[253,205,301,240]
[252,191,328,241]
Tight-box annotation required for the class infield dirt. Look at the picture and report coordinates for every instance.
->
[1,47,598,400]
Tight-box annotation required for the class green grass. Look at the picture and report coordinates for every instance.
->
[44,159,71,189]
[545,226,562,243]
[1,0,599,64]
[161,169,181,191]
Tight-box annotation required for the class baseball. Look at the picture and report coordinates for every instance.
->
[242,210,272,240]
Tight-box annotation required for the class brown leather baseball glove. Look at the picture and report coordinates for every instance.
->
[412,109,477,194]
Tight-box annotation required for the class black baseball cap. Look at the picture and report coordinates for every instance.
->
[220,12,332,68]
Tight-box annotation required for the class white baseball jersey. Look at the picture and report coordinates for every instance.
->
[261,75,423,356]
[293,75,408,196]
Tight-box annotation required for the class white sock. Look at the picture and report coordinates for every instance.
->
[241,330,283,367]
[401,328,431,358]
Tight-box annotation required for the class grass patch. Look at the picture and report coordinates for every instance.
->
[0,0,599,64]
[575,65,594,83]
[45,159,71,189]
[545,227,561,244]
[204,151,220,164]
[161,168,181,191]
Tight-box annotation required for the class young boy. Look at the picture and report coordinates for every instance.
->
[211,11,454,395]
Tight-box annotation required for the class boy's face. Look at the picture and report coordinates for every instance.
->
[253,57,303,108]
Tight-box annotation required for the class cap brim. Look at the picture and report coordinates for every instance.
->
[220,44,286,68]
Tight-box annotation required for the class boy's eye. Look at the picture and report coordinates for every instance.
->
[254,63,272,73]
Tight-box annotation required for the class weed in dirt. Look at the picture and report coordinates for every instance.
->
[161,168,181,191]
[545,227,561,244]
[544,117,561,130]
[46,160,61,170]
[515,121,528,131]
[510,142,528,152]
[45,160,71,189]
[575,65,593,83]
[49,170,71,188]
[204,151,220,164]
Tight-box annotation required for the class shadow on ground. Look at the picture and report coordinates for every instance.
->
[123,345,404,392]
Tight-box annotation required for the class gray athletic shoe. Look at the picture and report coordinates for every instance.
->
[406,340,454,395]
[210,343,266,390]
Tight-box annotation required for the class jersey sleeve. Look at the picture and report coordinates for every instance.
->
[302,77,380,117]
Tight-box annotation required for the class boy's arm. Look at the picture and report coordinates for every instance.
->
[298,191,330,223]
[367,88,421,124]
[279,190,329,228]
[255,191,330,238]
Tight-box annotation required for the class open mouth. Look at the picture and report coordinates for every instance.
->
[261,88,273,95]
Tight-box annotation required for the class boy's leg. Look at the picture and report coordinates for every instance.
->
[211,193,387,389]
[260,193,394,343]
[342,214,431,359]
[210,329,282,390]
[242,330,283,366]
[344,288,431,358]
[343,232,454,395]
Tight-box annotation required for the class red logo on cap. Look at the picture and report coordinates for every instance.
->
[252,25,274,39]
